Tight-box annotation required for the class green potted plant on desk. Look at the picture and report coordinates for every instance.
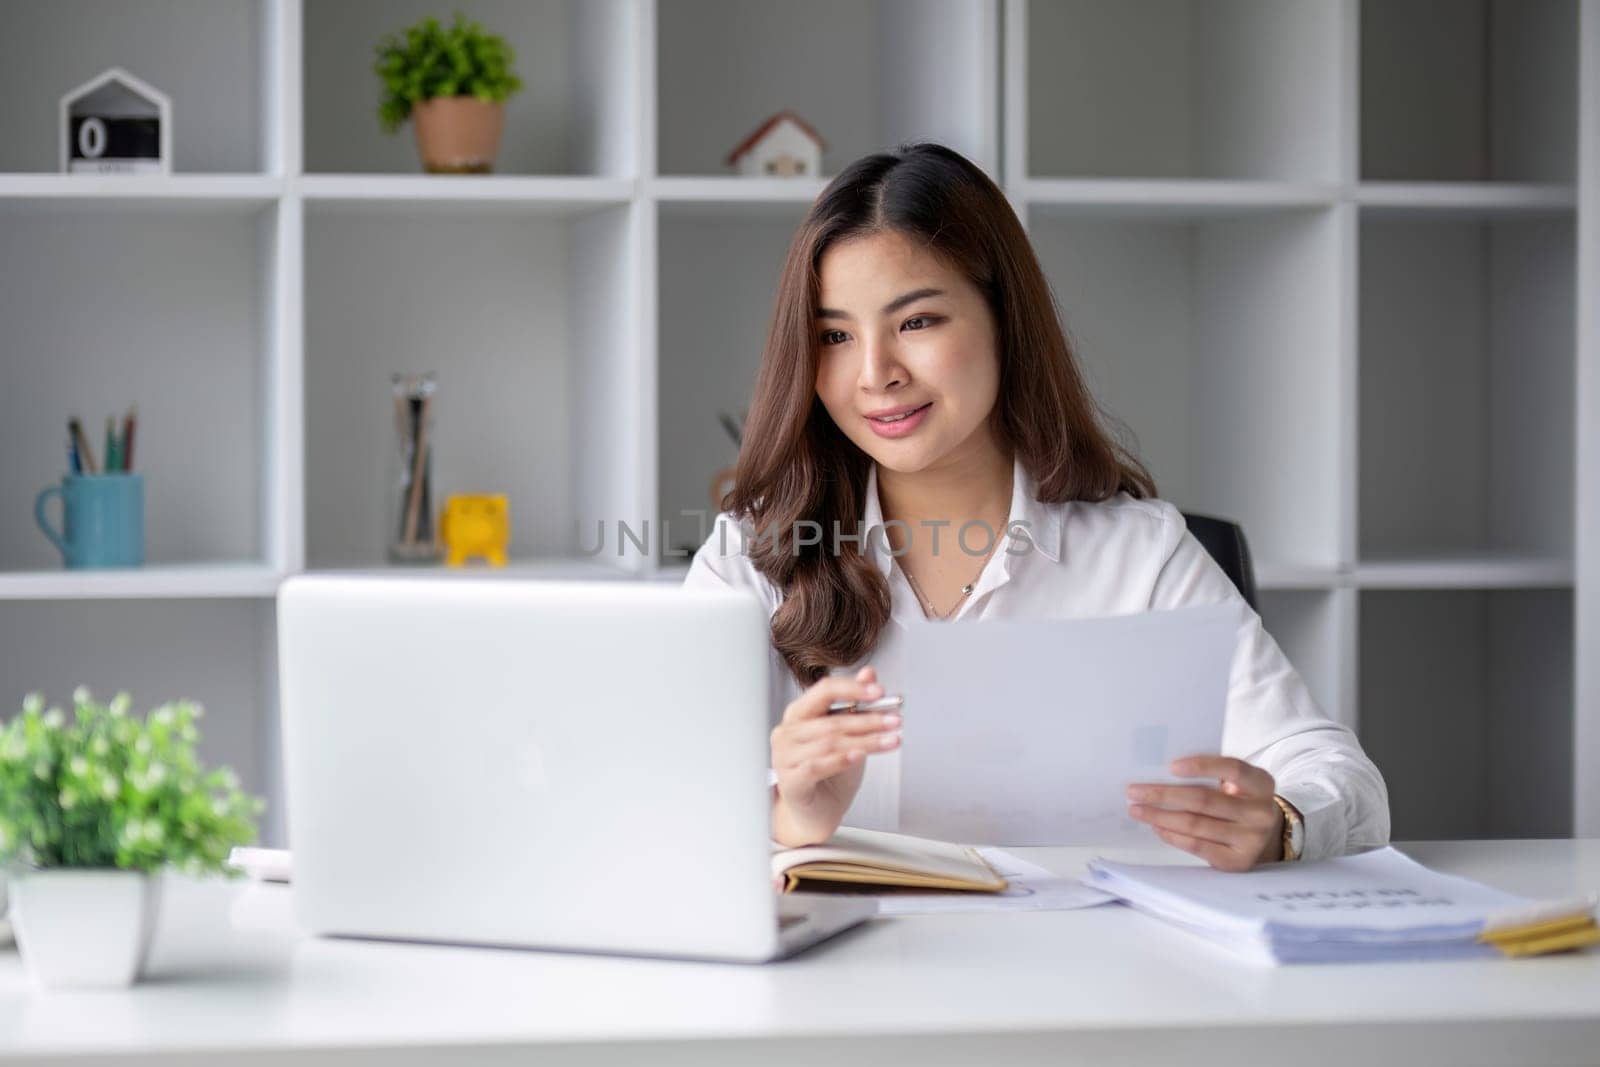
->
[375,12,525,174]
[0,688,263,989]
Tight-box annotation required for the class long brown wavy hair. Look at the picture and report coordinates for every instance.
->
[724,142,1155,688]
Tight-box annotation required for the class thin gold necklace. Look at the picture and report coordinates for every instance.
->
[898,533,1003,621]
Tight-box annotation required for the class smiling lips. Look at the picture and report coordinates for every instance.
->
[864,402,932,438]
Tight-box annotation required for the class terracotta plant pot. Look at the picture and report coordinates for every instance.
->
[411,97,505,174]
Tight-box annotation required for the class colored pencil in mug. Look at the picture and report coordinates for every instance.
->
[122,406,137,472]
[104,415,119,473]
[69,416,97,474]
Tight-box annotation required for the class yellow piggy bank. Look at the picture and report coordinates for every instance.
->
[440,494,510,567]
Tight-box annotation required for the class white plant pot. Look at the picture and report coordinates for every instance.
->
[10,868,162,989]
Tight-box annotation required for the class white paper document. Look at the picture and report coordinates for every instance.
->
[1084,846,1554,964]
[900,604,1238,846]
[830,848,1115,916]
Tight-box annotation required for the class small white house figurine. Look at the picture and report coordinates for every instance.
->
[725,110,825,177]
[60,68,171,175]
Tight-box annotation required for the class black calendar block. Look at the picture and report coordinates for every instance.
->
[69,115,160,163]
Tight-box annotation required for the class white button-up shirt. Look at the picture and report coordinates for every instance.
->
[682,455,1390,860]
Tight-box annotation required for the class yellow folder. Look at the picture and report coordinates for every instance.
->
[1479,896,1600,958]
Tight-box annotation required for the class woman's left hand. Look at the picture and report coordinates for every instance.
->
[1126,755,1283,872]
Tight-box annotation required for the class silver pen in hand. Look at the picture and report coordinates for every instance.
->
[826,694,904,716]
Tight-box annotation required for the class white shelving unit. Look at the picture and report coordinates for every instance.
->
[2,0,1594,845]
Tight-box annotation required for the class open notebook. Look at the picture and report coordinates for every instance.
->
[772,827,1008,893]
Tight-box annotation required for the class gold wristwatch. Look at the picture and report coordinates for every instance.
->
[1272,794,1304,862]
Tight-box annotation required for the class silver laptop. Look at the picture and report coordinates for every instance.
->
[276,574,875,963]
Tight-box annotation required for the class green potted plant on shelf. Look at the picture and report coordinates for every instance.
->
[0,688,264,989]
[375,11,525,174]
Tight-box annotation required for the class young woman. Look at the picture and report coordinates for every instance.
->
[683,143,1388,871]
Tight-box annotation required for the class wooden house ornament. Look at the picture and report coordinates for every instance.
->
[60,67,172,175]
[725,110,825,177]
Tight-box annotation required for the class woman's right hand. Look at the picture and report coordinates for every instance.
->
[770,666,901,847]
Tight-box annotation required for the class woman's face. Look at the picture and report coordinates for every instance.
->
[813,230,1003,475]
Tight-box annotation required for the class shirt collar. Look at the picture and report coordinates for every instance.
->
[858,453,1064,577]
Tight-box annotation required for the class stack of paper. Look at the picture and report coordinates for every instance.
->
[1085,846,1599,965]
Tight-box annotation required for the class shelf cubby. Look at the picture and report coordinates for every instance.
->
[1360,0,1576,183]
[1257,589,1351,728]
[654,200,810,561]
[655,0,997,179]
[1021,0,1342,182]
[1358,214,1575,564]
[1027,205,1343,570]
[0,598,283,841]
[303,200,641,572]
[302,0,638,177]
[0,202,276,576]
[1359,589,1573,839]
[0,0,271,175]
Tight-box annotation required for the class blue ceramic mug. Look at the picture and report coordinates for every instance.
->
[34,473,145,568]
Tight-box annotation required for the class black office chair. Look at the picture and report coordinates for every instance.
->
[1181,512,1258,611]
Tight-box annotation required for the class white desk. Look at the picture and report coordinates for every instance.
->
[1,840,1598,1066]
